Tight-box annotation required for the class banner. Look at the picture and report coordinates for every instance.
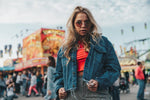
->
[23,31,43,61]
[23,57,47,69]
[22,28,65,68]
[41,29,65,57]
[119,57,137,66]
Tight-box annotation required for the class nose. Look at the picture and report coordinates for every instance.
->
[81,22,86,27]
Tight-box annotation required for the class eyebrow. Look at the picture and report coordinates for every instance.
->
[76,19,89,21]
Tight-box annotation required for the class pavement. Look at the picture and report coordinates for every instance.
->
[120,84,150,100]
[12,84,150,100]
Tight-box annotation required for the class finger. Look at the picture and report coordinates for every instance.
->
[59,93,67,99]
[59,88,65,93]
[60,88,65,93]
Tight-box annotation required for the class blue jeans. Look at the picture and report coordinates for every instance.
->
[0,87,5,97]
[110,86,120,100]
[137,79,145,100]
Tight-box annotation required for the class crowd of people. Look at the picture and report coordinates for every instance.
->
[0,6,149,100]
[0,56,56,100]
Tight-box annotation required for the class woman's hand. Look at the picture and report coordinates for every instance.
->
[87,79,98,92]
[58,87,67,99]
[47,90,51,95]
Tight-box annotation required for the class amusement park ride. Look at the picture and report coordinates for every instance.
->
[119,36,150,71]
[124,37,150,59]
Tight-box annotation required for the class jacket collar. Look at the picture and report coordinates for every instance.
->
[59,35,107,57]
[90,36,107,53]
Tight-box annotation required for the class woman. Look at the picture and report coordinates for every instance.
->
[26,72,39,97]
[0,71,6,98]
[6,74,16,100]
[36,71,43,95]
[44,56,57,100]
[54,6,121,100]
[15,72,22,94]
[21,70,28,96]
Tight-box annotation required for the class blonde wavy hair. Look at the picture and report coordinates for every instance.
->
[63,6,102,61]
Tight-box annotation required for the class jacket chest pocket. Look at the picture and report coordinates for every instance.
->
[94,52,105,64]
[92,48,106,74]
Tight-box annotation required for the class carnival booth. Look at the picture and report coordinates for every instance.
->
[119,57,138,72]
[15,28,65,75]
[0,59,15,71]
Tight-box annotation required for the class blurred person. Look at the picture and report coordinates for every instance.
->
[132,69,137,85]
[12,72,17,94]
[124,71,130,90]
[44,56,57,100]
[26,72,39,97]
[109,77,120,100]
[36,71,43,95]
[54,6,121,100]
[42,71,47,97]
[5,74,18,100]
[143,67,148,92]
[135,62,145,100]
[0,71,6,98]
[21,70,28,96]
[26,70,31,91]
[15,72,22,94]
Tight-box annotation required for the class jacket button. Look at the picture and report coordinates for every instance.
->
[73,85,75,87]
[73,72,75,75]
[72,60,75,62]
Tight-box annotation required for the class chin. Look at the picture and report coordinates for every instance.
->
[79,33,87,36]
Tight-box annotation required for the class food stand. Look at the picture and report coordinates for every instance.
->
[15,28,65,74]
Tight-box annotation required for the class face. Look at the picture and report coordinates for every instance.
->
[74,13,92,36]
[23,71,26,74]
[0,71,2,75]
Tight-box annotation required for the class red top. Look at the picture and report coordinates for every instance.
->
[135,66,145,80]
[77,42,88,72]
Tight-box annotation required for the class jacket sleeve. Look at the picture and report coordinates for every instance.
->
[95,37,121,90]
[47,67,51,91]
[54,49,64,96]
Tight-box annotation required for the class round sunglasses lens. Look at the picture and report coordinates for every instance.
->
[76,21,82,27]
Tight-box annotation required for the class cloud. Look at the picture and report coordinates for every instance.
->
[0,0,149,26]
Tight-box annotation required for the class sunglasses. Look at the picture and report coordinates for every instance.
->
[75,20,90,27]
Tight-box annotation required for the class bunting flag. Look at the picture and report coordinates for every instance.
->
[26,29,28,32]
[124,47,127,56]
[20,47,22,55]
[18,44,21,52]
[0,50,3,58]
[4,45,8,54]
[121,29,124,35]
[120,45,123,54]
[8,45,12,57]
[143,41,145,45]
[130,47,133,55]
[17,50,19,58]
[132,26,134,32]
[16,34,19,38]
[134,46,137,57]
[144,22,147,29]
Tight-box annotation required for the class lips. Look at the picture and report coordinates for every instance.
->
[80,30,87,32]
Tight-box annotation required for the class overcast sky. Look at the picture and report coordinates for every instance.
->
[0,0,149,26]
[0,0,150,67]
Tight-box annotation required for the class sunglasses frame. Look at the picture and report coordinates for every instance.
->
[75,20,90,27]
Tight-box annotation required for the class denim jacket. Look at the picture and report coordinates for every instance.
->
[54,36,121,95]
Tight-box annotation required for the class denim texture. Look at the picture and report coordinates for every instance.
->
[54,36,121,99]
[45,67,57,100]
[65,76,111,100]
[137,79,145,100]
